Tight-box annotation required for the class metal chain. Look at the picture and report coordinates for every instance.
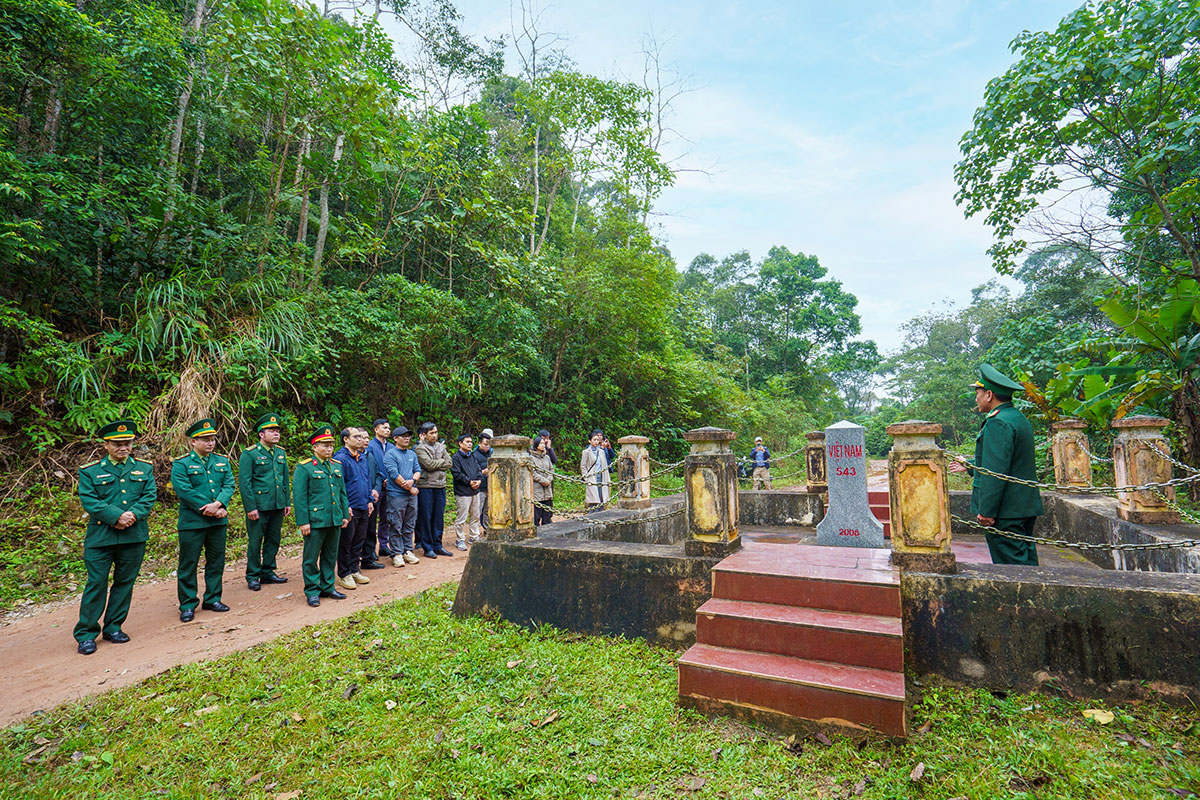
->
[951,514,1200,551]
[1077,440,1114,464]
[739,467,808,483]
[531,498,685,526]
[954,453,1200,494]
[1152,489,1200,525]
[648,458,686,469]
[736,445,806,466]
[1149,443,1199,475]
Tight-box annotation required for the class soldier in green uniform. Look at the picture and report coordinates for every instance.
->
[292,425,351,607]
[172,419,237,621]
[239,413,291,591]
[949,364,1044,565]
[74,420,157,655]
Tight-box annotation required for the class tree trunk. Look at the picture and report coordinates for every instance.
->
[163,0,208,227]
[311,132,345,282]
[295,137,310,246]
[1173,380,1200,502]
[530,125,540,255]
[41,89,62,154]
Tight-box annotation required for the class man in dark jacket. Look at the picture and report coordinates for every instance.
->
[450,432,483,550]
[472,431,492,537]
[950,364,1044,565]
[361,418,390,569]
[334,427,375,590]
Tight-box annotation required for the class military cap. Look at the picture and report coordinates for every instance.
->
[97,419,138,441]
[969,364,1023,395]
[253,412,282,433]
[309,424,335,444]
[186,418,219,438]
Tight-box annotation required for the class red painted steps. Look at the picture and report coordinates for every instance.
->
[869,490,891,539]
[678,543,907,739]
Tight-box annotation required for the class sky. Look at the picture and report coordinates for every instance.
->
[385,0,1082,353]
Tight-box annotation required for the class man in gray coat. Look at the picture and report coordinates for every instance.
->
[414,421,453,557]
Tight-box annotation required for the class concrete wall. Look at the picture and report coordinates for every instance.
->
[737,489,824,527]
[903,564,1200,703]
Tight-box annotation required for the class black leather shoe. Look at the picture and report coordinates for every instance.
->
[77,639,97,655]
[433,547,454,557]
[102,631,130,644]
[201,601,230,612]
[307,596,321,607]
[319,590,347,600]
[423,550,438,559]
[247,579,261,591]
[360,559,385,570]
[261,573,288,584]
[180,609,195,622]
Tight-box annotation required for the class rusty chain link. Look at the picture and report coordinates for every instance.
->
[1149,442,1199,475]
[950,513,1200,551]
[951,451,1200,494]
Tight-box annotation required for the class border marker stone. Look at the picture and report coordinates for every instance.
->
[815,420,885,548]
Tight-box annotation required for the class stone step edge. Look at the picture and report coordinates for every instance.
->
[697,598,903,638]
[678,644,906,702]
[712,564,900,587]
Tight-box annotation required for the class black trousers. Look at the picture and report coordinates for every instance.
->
[534,499,553,526]
[363,491,387,560]
[338,508,370,577]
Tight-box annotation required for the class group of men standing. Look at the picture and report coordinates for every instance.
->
[73,414,495,655]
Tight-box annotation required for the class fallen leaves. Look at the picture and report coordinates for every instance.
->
[194,705,220,716]
[909,762,926,782]
[384,700,397,710]
[1082,708,1115,724]
[342,683,358,700]
[531,710,559,728]
[676,775,705,792]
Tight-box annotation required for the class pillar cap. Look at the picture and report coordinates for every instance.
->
[683,426,735,443]
[886,420,942,436]
[1050,418,1088,431]
[618,435,649,445]
[1112,415,1169,430]
[806,430,826,441]
[492,434,532,448]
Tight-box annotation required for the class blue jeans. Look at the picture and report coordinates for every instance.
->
[415,487,446,553]
[385,491,418,554]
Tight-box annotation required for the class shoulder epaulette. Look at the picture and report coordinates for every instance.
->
[81,459,101,469]
[134,458,153,465]
[244,445,256,451]
[172,456,189,462]
[330,458,342,464]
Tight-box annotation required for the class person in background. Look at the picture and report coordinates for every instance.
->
[74,420,156,655]
[581,429,610,511]
[293,425,350,606]
[530,435,554,526]
[601,434,617,473]
[238,412,290,592]
[472,430,492,537]
[172,418,235,622]
[538,428,558,465]
[450,432,483,550]
[414,421,453,558]
[333,427,374,591]
[362,418,391,569]
[383,426,421,566]
[749,436,772,490]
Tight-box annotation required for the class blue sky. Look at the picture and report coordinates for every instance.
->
[389,1,1082,352]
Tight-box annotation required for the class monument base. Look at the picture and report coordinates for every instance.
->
[489,526,537,542]
[685,536,742,558]
[891,550,957,574]
[1116,507,1181,525]
[619,499,652,510]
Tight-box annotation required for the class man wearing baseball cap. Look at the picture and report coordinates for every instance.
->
[749,437,772,490]
[949,364,1043,565]
[74,420,157,654]
[172,418,236,622]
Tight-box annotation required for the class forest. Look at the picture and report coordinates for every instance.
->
[2,0,1199,480]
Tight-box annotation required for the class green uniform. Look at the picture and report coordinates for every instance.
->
[238,442,290,581]
[171,451,236,609]
[292,456,350,599]
[969,402,1044,565]
[74,456,157,642]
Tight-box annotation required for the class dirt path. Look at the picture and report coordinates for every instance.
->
[0,547,466,727]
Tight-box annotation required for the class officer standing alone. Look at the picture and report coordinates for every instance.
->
[172,418,236,621]
[949,364,1043,565]
[74,420,157,654]
[238,413,291,591]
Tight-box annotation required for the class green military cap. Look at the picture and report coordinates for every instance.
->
[309,424,335,444]
[97,419,138,441]
[186,418,219,438]
[254,413,282,433]
[969,364,1023,395]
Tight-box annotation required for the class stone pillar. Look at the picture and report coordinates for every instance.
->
[617,435,651,509]
[1112,416,1180,524]
[1050,419,1091,488]
[805,430,827,494]
[487,434,536,540]
[886,421,955,573]
[683,427,741,557]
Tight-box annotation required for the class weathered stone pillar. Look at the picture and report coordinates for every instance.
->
[805,430,827,494]
[487,434,536,540]
[617,435,651,509]
[1112,416,1180,524]
[887,421,955,573]
[1050,419,1091,488]
[683,427,741,557]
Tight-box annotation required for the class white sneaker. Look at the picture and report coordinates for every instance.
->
[403,552,419,564]
[352,572,370,585]
[392,555,405,568]
[338,575,357,590]
[468,534,481,543]
[455,539,467,551]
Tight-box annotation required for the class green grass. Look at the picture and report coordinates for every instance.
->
[3,584,1197,799]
